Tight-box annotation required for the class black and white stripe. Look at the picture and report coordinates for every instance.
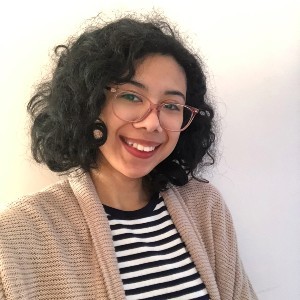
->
[104,196,210,300]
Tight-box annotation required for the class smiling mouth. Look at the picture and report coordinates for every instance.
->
[121,137,160,152]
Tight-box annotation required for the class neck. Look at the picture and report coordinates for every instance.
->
[90,166,150,211]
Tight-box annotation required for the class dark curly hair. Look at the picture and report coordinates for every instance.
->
[27,13,216,192]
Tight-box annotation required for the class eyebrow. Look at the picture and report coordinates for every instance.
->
[126,79,186,101]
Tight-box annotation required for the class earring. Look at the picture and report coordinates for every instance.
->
[92,119,107,146]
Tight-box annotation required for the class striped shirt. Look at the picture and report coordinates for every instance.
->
[104,196,210,300]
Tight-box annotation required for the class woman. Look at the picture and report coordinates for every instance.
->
[0,14,257,299]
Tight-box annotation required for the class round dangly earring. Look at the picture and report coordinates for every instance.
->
[92,119,107,147]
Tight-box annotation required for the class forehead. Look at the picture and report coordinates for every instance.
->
[132,54,187,94]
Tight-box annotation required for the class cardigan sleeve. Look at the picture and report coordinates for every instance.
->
[210,189,258,300]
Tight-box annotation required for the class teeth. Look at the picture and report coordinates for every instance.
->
[137,144,143,151]
[125,140,156,152]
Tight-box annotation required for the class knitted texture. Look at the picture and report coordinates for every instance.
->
[0,171,258,299]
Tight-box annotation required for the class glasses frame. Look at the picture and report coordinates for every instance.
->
[106,86,199,132]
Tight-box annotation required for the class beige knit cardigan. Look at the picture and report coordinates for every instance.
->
[0,171,258,299]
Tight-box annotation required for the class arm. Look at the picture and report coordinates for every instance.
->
[211,194,258,300]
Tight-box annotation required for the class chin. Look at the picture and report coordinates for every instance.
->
[122,171,149,180]
[120,166,154,179]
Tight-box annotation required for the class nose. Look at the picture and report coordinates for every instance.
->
[132,108,163,132]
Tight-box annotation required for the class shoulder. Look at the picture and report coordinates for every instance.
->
[170,178,225,211]
[167,178,232,230]
[0,179,81,239]
[1,178,74,215]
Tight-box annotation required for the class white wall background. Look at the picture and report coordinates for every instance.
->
[0,1,299,299]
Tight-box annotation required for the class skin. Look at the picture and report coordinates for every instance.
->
[90,54,187,211]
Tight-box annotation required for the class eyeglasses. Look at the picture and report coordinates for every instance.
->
[106,87,200,132]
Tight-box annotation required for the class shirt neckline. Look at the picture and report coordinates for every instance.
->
[103,193,161,220]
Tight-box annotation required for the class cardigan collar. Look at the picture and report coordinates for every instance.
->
[68,170,126,300]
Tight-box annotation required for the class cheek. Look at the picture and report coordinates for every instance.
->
[98,99,115,124]
[170,132,180,147]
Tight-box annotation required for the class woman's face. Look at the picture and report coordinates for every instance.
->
[98,54,187,179]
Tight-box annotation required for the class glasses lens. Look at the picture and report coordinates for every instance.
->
[112,91,150,122]
[159,104,193,131]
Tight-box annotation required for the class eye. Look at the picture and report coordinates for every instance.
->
[118,92,142,103]
[162,103,182,112]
